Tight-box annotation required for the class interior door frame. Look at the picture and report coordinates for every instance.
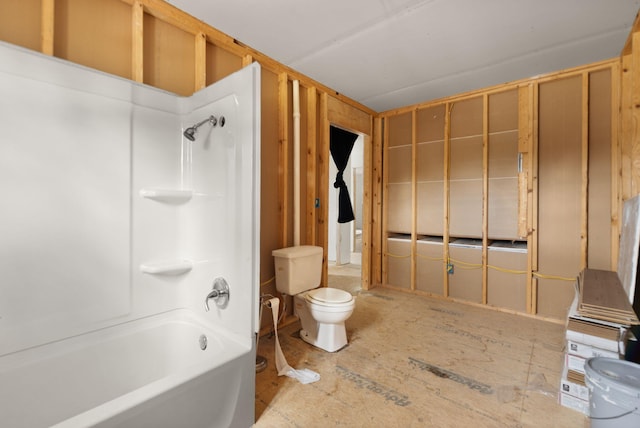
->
[318,93,373,289]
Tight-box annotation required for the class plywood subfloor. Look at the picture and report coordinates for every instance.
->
[254,274,587,427]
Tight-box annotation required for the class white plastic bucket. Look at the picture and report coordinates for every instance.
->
[584,357,640,427]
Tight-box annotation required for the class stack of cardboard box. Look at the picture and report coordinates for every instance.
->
[559,269,638,415]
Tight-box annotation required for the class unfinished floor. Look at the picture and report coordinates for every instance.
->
[254,268,587,427]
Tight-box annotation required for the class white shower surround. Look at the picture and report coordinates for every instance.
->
[0,42,260,427]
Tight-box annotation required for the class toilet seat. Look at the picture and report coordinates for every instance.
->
[306,288,353,307]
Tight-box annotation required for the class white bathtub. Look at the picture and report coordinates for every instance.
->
[0,310,255,428]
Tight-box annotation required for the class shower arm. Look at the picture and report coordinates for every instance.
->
[192,116,217,130]
[183,115,218,141]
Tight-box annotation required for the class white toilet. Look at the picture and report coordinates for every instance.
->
[272,245,355,352]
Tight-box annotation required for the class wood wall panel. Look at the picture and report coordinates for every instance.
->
[388,146,412,183]
[537,76,583,319]
[488,132,518,178]
[416,238,444,295]
[386,237,411,289]
[416,105,445,143]
[450,97,483,137]
[55,0,132,80]
[449,180,482,238]
[488,177,519,239]
[488,90,518,132]
[205,43,243,86]
[388,113,412,147]
[417,141,445,181]
[487,246,527,312]
[417,181,444,235]
[387,183,412,233]
[0,0,42,52]
[588,69,613,270]
[450,136,483,179]
[143,13,194,95]
[260,69,280,286]
[449,241,482,302]
[487,90,519,240]
[416,106,446,239]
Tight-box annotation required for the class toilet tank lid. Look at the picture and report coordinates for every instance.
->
[308,287,353,304]
[272,245,323,258]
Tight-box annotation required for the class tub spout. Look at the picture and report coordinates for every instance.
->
[204,277,230,311]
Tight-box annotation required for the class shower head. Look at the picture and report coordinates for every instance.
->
[183,115,217,141]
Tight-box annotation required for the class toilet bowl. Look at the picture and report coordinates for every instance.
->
[294,287,355,352]
[272,245,356,352]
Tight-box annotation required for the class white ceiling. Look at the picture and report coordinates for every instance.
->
[168,0,640,112]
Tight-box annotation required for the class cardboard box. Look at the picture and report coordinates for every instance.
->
[565,353,587,374]
[565,328,620,353]
[560,365,589,401]
[566,339,619,359]
[559,391,589,416]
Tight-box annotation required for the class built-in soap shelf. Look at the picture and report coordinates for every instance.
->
[139,188,193,203]
[140,260,193,275]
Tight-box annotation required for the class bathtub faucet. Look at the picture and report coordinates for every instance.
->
[205,277,230,311]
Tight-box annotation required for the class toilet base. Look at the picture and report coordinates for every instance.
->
[299,324,348,353]
[294,293,350,353]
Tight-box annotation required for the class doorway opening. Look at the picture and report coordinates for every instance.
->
[328,127,363,278]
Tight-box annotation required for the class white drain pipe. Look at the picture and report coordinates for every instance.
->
[293,80,301,247]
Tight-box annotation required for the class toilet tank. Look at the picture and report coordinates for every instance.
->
[272,245,323,295]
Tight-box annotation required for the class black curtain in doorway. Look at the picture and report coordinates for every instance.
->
[330,126,359,223]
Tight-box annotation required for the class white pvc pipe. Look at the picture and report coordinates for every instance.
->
[293,80,301,247]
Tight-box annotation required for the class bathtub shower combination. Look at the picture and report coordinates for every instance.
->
[0,42,260,428]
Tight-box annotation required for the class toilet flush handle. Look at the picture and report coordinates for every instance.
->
[204,277,230,311]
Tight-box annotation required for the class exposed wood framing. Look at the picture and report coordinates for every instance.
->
[531,82,540,315]
[318,93,330,286]
[611,60,621,268]
[482,94,489,305]
[581,72,590,270]
[517,85,531,238]
[306,86,318,246]
[381,59,617,117]
[372,117,384,286]
[325,94,374,288]
[622,10,640,56]
[131,1,144,83]
[41,0,55,55]
[621,54,633,201]
[116,0,375,115]
[630,31,640,197]
[194,32,207,91]
[362,129,374,290]
[6,0,631,322]
[518,84,536,314]
[443,103,451,297]
[410,109,417,291]
[382,117,390,286]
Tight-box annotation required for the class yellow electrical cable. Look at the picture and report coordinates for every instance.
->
[416,253,444,262]
[385,252,411,259]
[486,265,526,274]
[532,272,575,281]
[260,276,275,287]
[382,251,575,281]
